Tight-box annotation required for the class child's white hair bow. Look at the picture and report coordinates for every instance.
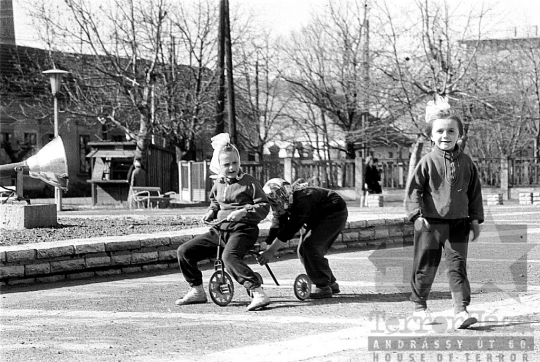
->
[425,94,451,123]
[210,133,240,175]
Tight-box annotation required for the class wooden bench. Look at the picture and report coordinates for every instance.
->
[128,186,176,209]
[0,185,17,202]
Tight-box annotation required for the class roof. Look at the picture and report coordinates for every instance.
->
[87,149,136,159]
[0,44,51,95]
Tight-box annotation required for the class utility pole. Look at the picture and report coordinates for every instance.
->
[362,0,370,158]
[215,0,226,135]
[215,0,237,145]
[224,0,237,145]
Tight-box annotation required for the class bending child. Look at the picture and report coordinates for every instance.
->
[175,134,271,311]
[258,178,348,299]
[404,95,484,329]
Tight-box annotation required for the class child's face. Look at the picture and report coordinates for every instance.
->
[431,118,460,151]
[218,150,240,179]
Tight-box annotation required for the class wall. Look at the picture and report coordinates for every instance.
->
[0,217,413,286]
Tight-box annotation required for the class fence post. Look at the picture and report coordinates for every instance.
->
[187,161,193,202]
[203,160,209,202]
[355,151,364,204]
[524,160,530,185]
[284,157,293,183]
[398,162,404,188]
[500,156,510,200]
[178,161,184,201]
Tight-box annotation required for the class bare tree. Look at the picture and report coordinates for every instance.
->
[372,0,493,176]
[233,31,292,162]
[520,37,540,161]
[28,0,223,164]
[279,0,370,159]
[30,0,173,163]
[465,35,540,160]
[154,0,219,160]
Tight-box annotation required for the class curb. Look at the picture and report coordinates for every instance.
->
[0,216,413,286]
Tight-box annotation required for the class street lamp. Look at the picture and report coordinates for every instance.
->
[43,69,69,211]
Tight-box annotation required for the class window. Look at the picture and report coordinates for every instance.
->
[24,133,37,146]
[1,132,13,145]
[79,135,91,174]
[388,152,394,159]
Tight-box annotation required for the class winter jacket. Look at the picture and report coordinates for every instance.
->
[208,171,270,226]
[265,187,347,243]
[404,146,484,223]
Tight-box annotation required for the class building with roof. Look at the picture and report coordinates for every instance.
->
[0,0,125,197]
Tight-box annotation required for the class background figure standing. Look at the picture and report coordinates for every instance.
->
[364,156,382,194]
[361,156,382,207]
[130,159,147,187]
[404,95,483,330]
[127,158,147,209]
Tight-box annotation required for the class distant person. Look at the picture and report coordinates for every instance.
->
[130,159,147,187]
[127,159,148,208]
[175,133,271,311]
[404,95,484,330]
[364,156,382,194]
[258,178,348,299]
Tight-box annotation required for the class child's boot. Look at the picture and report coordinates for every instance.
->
[246,287,270,311]
[330,282,340,294]
[175,284,207,305]
[454,310,477,329]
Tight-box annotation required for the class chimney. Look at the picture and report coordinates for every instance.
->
[0,0,16,45]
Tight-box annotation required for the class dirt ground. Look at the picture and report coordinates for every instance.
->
[1,203,539,361]
[0,215,203,246]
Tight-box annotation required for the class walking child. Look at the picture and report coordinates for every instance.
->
[175,133,271,311]
[258,178,348,299]
[404,95,484,329]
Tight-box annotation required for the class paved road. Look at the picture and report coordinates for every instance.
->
[1,204,539,362]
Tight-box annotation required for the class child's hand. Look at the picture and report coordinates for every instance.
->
[202,210,215,222]
[257,249,276,265]
[471,220,481,242]
[226,209,247,222]
[414,217,430,232]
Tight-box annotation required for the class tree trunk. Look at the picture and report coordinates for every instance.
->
[135,113,150,166]
[407,134,425,183]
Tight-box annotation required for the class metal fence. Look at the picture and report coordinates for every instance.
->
[178,157,539,202]
[475,158,540,188]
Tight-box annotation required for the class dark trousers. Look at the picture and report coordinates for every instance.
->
[410,218,471,314]
[299,208,348,287]
[177,222,261,290]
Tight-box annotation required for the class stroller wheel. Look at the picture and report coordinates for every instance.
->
[293,274,312,301]
[209,270,234,306]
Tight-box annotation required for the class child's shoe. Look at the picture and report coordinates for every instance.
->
[175,285,207,306]
[330,282,340,294]
[454,311,477,329]
[407,309,433,332]
[412,309,431,319]
[310,285,333,299]
[246,288,270,311]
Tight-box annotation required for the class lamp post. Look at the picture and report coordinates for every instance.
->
[43,69,69,212]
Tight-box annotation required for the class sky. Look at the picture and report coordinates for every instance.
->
[11,0,540,48]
